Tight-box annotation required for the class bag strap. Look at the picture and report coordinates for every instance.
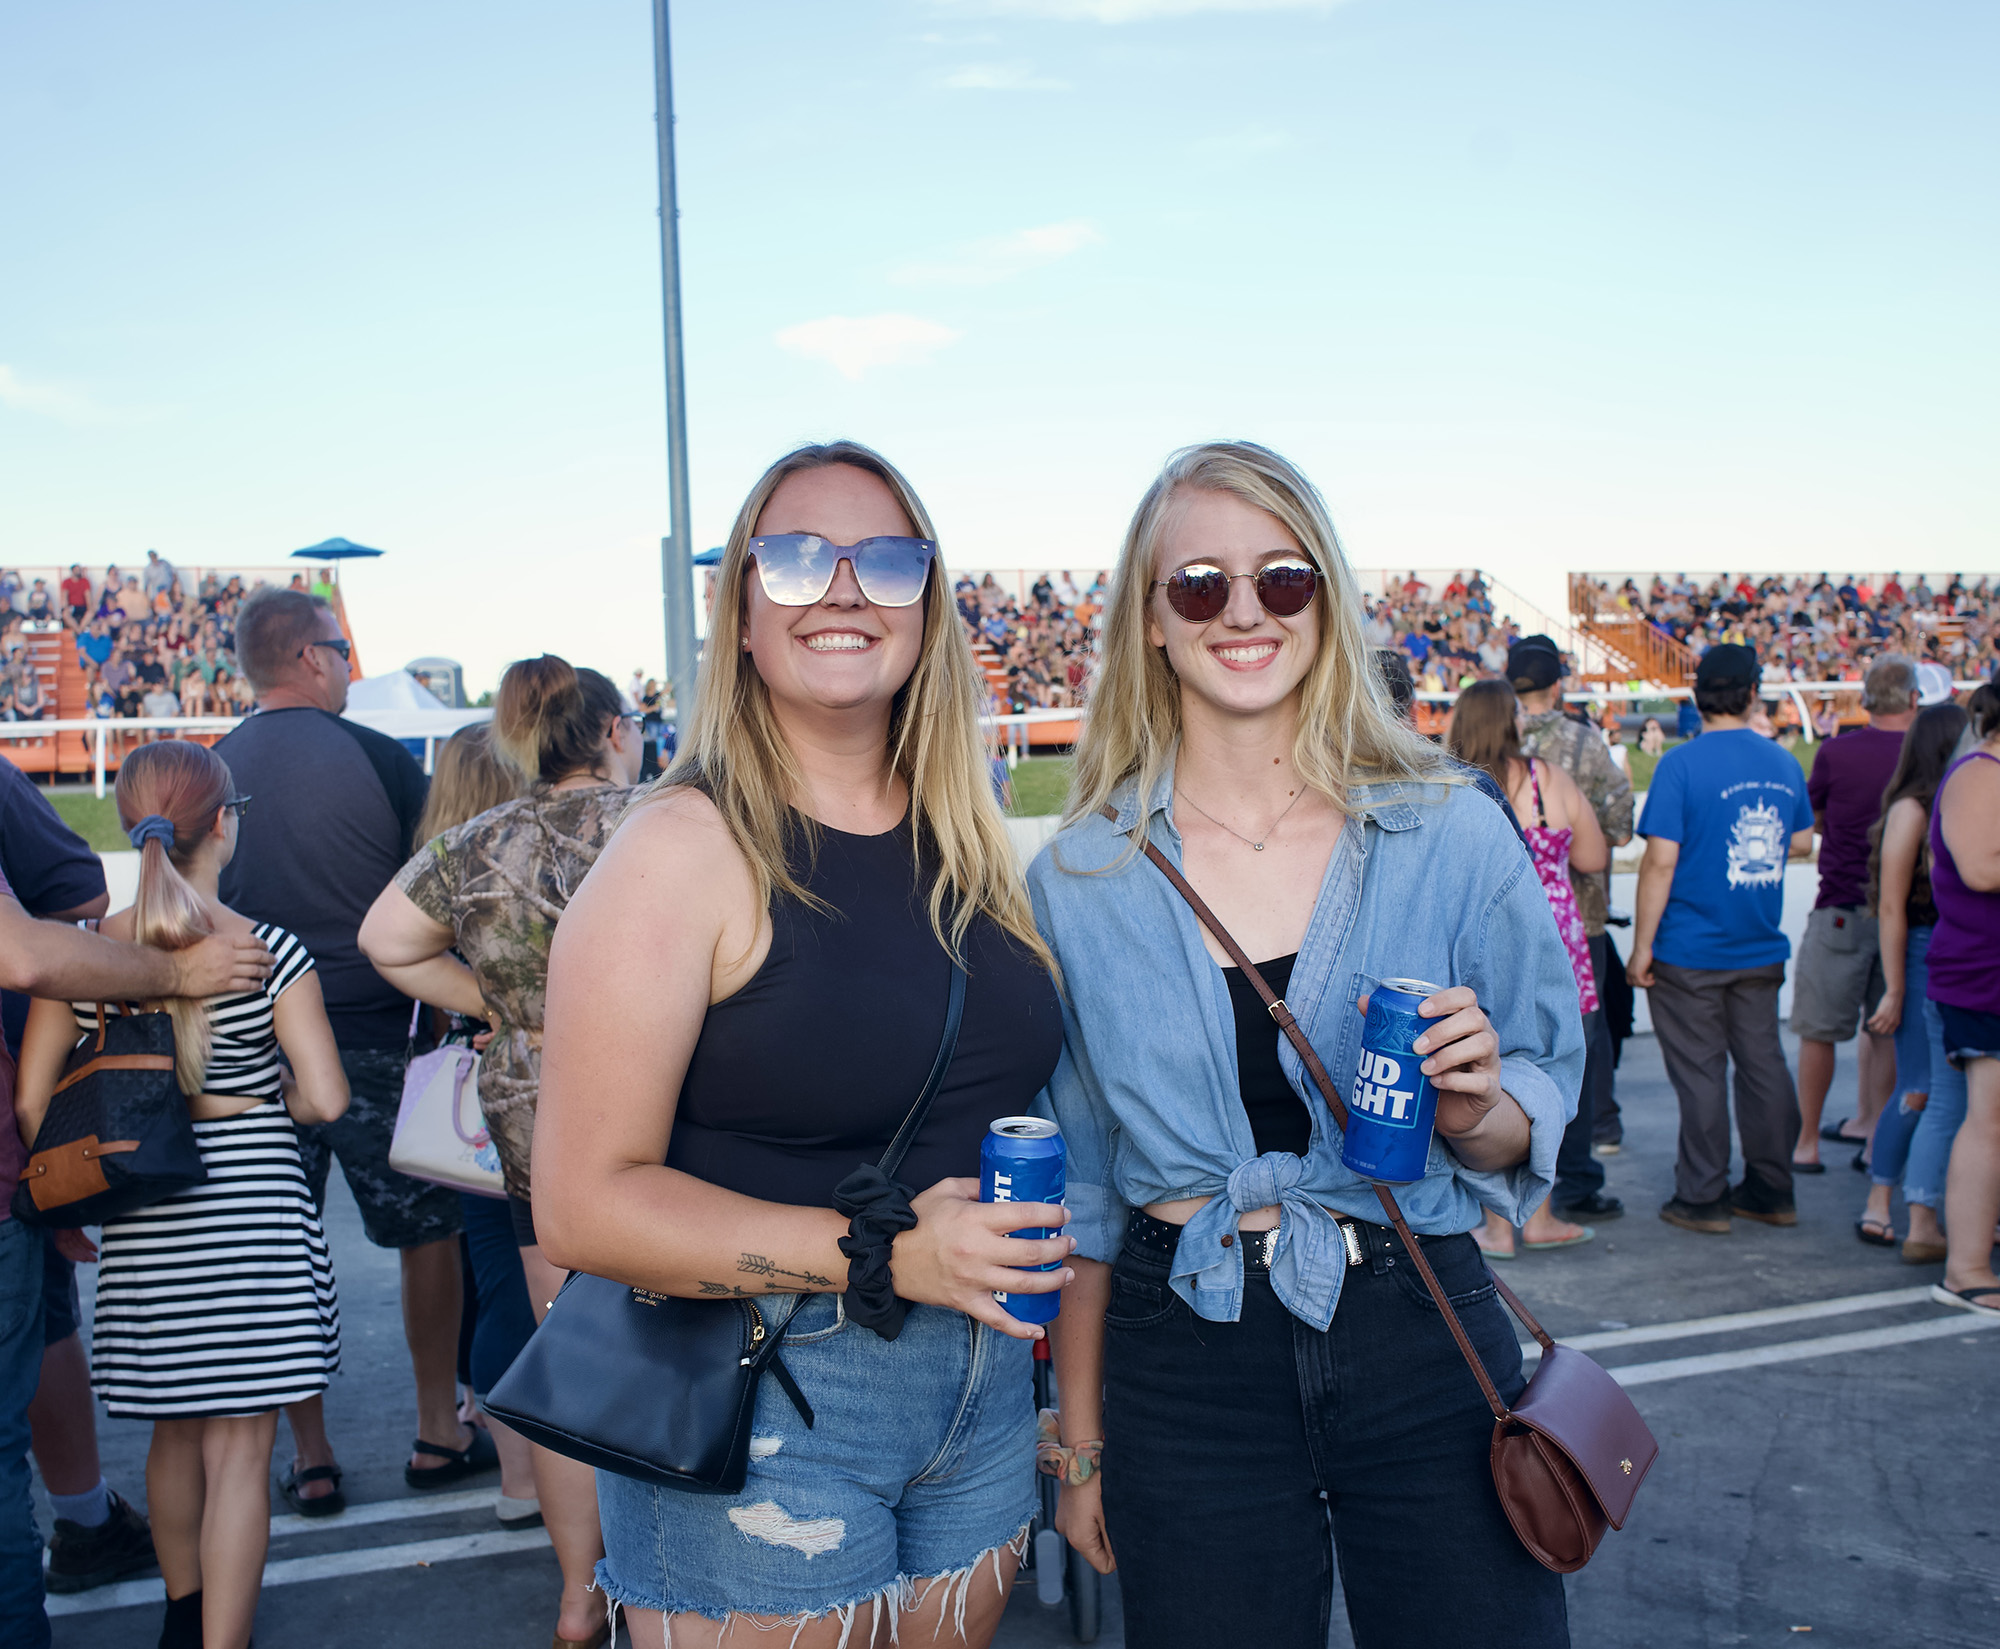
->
[1104,805,1545,1420]
[770,957,967,1358]
[875,962,967,1181]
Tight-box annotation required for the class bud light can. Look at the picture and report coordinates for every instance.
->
[1340,978,1444,1184]
[981,1117,1066,1325]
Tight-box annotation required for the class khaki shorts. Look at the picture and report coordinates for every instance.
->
[1788,905,1886,1043]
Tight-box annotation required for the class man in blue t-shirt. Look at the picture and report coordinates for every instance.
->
[1628,644,1816,1235]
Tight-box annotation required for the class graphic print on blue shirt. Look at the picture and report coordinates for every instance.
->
[1638,728,1814,970]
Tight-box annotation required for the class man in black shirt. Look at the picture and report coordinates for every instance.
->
[0,768,159,1597]
[217,589,487,1511]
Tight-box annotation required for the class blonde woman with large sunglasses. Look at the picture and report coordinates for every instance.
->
[1031,442,1584,1649]
[532,444,1070,1648]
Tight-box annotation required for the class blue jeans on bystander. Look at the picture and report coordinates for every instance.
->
[0,1217,51,1649]
[1869,926,1934,1190]
[1903,996,1970,1211]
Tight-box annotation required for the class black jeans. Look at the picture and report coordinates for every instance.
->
[1101,1217,1569,1649]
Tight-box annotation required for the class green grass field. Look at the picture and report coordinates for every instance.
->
[1004,757,1074,818]
[45,791,132,851]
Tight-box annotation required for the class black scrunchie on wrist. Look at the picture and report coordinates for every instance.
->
[832,1164,920,1341]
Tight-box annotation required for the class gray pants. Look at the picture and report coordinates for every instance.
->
[1648,960,1799,1205]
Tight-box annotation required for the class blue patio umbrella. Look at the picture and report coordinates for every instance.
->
[293,537,384,560]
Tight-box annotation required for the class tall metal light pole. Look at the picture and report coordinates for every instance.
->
[653,0,697,729]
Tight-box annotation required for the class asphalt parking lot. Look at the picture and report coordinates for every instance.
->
[42,1027,1999,1649]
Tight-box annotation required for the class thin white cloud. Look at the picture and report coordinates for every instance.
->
[893,220,1104,287]
[774,315,963,381]
[0,364,101,423]
[1187,126,1290,166]
[930,0,1343,21]
[943,60,1070,90]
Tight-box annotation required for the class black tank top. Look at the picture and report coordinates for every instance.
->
[668,811,1063,1208]
[1222,953,1312,1157]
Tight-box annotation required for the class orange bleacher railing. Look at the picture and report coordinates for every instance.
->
[1568,575,1698,688]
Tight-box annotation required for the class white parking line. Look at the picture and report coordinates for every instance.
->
[268,1485,496,1539]
[1609,1311,2000,1386]
[46,1526,551,1617]
[1521,1284,1935,1358]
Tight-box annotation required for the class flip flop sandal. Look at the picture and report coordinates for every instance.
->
[1930,1283,2000,1318]
[279,1463,345,1518]
[1901,1238,1949,1264]
[1819,1119,1868,1144]
[1855,1217,1896,1247]
[405,1429,500,1491]
[1476,1244,1519,1262]
[1791,1160,1827,1175]
[1522,1227,1596,1252]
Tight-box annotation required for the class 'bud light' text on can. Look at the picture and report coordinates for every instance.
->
[980,1117,1066,1325]
[1340,978,1444,1184]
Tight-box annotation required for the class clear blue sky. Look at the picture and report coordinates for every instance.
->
[3,1,1993,693]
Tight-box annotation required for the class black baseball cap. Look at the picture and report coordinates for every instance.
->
[1694,643,1760,691]
[1506,634,1564,692]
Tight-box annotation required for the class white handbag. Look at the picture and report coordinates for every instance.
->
[389,1039,506,1199]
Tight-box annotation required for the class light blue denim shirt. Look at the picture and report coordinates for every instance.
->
[1027,764,1585,1330]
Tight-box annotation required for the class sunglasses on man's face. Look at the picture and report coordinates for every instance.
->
[302,637,352,663]
[748,534,938,608]
[1153,557,1320,624]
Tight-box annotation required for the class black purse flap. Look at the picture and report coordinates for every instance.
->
[486,1273,766,1493]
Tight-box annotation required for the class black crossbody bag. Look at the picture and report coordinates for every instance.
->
[486,963,966,1495]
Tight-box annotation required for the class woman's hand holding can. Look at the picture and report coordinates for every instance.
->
[889,1178,1074,1341]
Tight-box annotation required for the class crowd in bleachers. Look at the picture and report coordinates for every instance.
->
[0,555,330,724]
[955,570,1108,713]
[1361,570,1527,692]
[1584,572,1998,683]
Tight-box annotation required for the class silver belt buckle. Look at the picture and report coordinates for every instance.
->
[1337,1219,1365,1267]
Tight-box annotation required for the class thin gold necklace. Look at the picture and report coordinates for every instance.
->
[1176,783,1306,852]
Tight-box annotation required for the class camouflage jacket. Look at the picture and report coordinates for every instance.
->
[395,783,641,1200]
[1518,708,1634,936]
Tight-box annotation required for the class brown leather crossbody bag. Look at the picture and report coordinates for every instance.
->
[1117,813,1659,1573]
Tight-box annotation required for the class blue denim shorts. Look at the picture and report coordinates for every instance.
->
[1936,1001,2000,1068]
[594,1293,1035,1629]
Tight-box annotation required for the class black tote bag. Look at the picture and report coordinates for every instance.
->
[14,1004,207,1228]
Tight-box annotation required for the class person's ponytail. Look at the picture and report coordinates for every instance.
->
[493,654,624,785]
[116,742,233,1094]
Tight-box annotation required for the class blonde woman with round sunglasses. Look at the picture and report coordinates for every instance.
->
[1032,442,1584,1649]
[532,443,1069,1648]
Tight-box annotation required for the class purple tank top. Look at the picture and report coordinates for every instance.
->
[1925,751,2000,1016]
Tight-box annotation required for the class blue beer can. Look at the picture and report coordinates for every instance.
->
[980,1116,1066,1325]
[1340,978,1444,1184]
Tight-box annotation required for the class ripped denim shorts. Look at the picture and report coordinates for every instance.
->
[594,1291,1036,1634]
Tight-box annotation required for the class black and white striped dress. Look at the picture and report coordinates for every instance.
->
[74,925,342,1418]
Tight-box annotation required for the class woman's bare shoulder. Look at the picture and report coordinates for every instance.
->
[590,786,756,909]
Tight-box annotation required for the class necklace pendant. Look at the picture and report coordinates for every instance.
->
[1252,842,1265,851]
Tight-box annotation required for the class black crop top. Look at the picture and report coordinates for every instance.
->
[668,811,1064,1208]
[1222,953,1312,1158]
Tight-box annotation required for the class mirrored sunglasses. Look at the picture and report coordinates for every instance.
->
[749,534,938,608]
[1154,558,1320,624]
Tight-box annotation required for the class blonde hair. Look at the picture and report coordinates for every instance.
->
[492,655,626,785]
[114,740,229,1094]
[1065,440,1453,833]
[418,723,524,841]
[657,440,1049,968]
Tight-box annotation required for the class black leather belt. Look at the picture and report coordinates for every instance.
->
[1125,1208,1369,1273]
